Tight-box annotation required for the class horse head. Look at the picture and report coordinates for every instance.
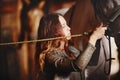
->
[91,0,120,37]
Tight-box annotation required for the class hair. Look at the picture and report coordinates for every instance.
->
[34,13,71,80]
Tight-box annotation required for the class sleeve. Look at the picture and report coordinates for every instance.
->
[45,43,96,72]
[45,51,80,73]
[74,43,96,70]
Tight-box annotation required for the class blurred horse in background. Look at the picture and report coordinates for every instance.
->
[19,0,44,80]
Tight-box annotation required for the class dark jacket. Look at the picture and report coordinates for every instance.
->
[42,43,96,80]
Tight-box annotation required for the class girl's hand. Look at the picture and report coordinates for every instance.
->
[89,23,107,46]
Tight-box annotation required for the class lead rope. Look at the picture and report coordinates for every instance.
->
[0,32,91,46]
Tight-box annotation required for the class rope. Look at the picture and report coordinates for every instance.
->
[0,32,89,46]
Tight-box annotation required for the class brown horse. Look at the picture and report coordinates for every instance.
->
[64,0,120,80]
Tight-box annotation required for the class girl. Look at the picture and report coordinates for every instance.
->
[35,13,107,80]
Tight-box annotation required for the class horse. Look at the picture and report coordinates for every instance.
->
[18,0,45,80]
[64,0,120,80]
